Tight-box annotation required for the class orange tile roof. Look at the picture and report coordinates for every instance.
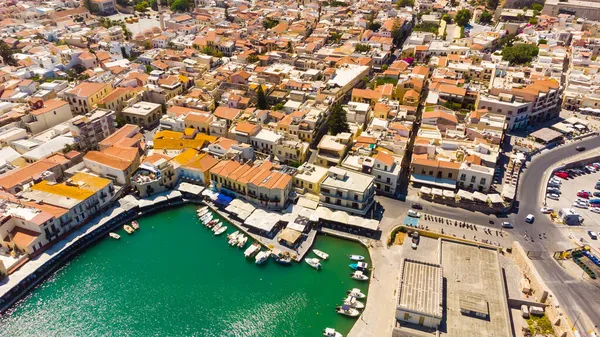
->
[214,106,241,120]
[0,159,59,190]
[375,151,394,166]
[84,151,133,170]
[30,99,69,116]
[67,82,110,98]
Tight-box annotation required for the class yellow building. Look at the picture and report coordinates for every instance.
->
[153,129,217,150]
[64,82,113,114]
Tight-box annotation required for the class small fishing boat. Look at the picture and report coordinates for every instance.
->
[197,206,208,215]
[211,222,222,232]
[313,249,329,260]
[236,235,248,248]
[131,221,139,230]
[343,296,365,309]
[350,271,369,281]
[349,262,368,271]
[244,243,261,258]
[214,226,227,235]
[274,251,292,265]
[207,219,218,227]
[123,225,134,234]
[228,232,240,245]
[109,232,120,240]
[336,305,360,317]
[349,255,365,261]
[323,328,343,337]
[347,288,366,299]
[305,258,321,270]
[255,251,270,264]
[201,215,212,223]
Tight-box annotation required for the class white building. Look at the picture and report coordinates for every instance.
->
[251,129,283,155]
[319,167,376,216]
[458,162,494,193]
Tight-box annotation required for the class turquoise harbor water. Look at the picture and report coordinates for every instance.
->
[0,204,370,336]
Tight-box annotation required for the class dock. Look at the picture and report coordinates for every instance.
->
[203,201,317,262]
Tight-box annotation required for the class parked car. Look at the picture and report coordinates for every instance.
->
[577,191,590,199]
[547,193,560,200]
[525,214,535,223]
[540,207,554,213]
[547,188,561,195]
[592,163,600,169]
[595,182,600,190]
[576,146,586,151]
[549,177,562,184]
[576,198,590,205]
[594,192,600,197]
[502,221,513,228]
[586,165,597,173]
[547,182,561,189]
[554,171,569,179]
[407,210,421,218]
[411,203,423,210]
[588,231,598,240]
[591,207,600,214]
[573,202,589,209]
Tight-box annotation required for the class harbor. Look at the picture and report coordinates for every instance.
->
[0,204,370,337]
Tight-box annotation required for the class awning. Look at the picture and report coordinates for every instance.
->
[456,189,473,200]
[443,190,455,198]
[420,186,432,195]
[411,174,457,189]
[432,188,443,196]
[278,228,302,244]
[488,193,503,204]
[472,191,488,202]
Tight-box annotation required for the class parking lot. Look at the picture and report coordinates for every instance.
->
[544,165,600,230]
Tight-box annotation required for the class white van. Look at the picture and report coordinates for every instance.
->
[521,305,529,318]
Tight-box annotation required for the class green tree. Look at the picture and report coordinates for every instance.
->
[413,22,439,34]
[486,0,499,9]
[170,0,190,12]
[381,64,388,71]
[355,44,371,52]
[391,19,405,45]
[529,17,538,25]
[442,14,452,23]
[396,0,414,7]
[0,41,17,66]
[455,9,472,27]
[479,11,493,24]
[149,0,158,10]
[287,41,294,54]
[145,64,153,73]
[328,103,350,135]
[246,54,259,63]
[532,3,543,11]
[272,102,285,111]
[538,39,547,45]
[501,44,539,64]
[256,85,268,109]
[135,1,148,12]
[366,12,381,31]
[263,18,279,29]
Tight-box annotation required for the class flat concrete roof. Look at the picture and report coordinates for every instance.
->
[398,259,443,319]
[441,240,511,337]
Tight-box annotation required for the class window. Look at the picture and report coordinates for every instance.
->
[470,176,476,183]
[429,171,433,176]
[460,174,466,181]
[480,178,486,185]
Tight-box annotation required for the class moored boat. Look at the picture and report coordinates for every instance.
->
[350,271,369,281]
[228,231,240,245]
[123,225,134,234]
[236,235,247,248]
[305,258,321,270]
[211,222,222,232]
[197,206,208,216]
[131,221,139,230]
[349,262,368,271]
[313,249,329,260]
[227,231,240,240]
[335,305,360,317]
[343,295,365,309]
[323,328,343,337]
[255,251,270,264]
[349,255,365,261]
[274,251,292,265]
[109,232,120,240]
[244,243,261,258]
[214,226,227,235]
[347,288,366,299]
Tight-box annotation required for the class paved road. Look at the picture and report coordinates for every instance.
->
[511,136,600,333]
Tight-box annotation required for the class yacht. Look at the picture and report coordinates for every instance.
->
[123,225,134,234]
[255,251,270,264]
[228,232,240,246]
[335,305,360,317]
[109,233,120,240]
[244,243,261,258]
[323,328,343,337]
[236,235,248,248]
[313,249,329,260]
[347,288,366,299]
[274,251,292,265]
[131,221,140,230]
[343,296,365,309]
[227,231,240,240]
[350,271,369,281]
[305,258,321,270]
[214,226,227,235]
[349,262,368,271]
[349,255,365,261]
[211,223,222,232]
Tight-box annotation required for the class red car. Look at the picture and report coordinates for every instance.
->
[554,171,568,179]
[578,191,590,198]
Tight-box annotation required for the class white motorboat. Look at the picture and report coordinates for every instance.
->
[343,296,365,309]
[244,243,261,258]
[255,251,270,264]
[228,231,240,245]
[349,255,365,261]
[313,249,329,260]
[197,206,209,215]
[336,305,360,317]
[201,215,212,223]
[347,288,366,299]
[131,221,139,230]
[227,231,240,240]
[214,226,227,235]
[237,235,248,248]
[351,271,369,281]
[123,225,134,234]
[109,232,120,240]
[305,258,322,270]
[211,222,222,232]
[323,328,343,337]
